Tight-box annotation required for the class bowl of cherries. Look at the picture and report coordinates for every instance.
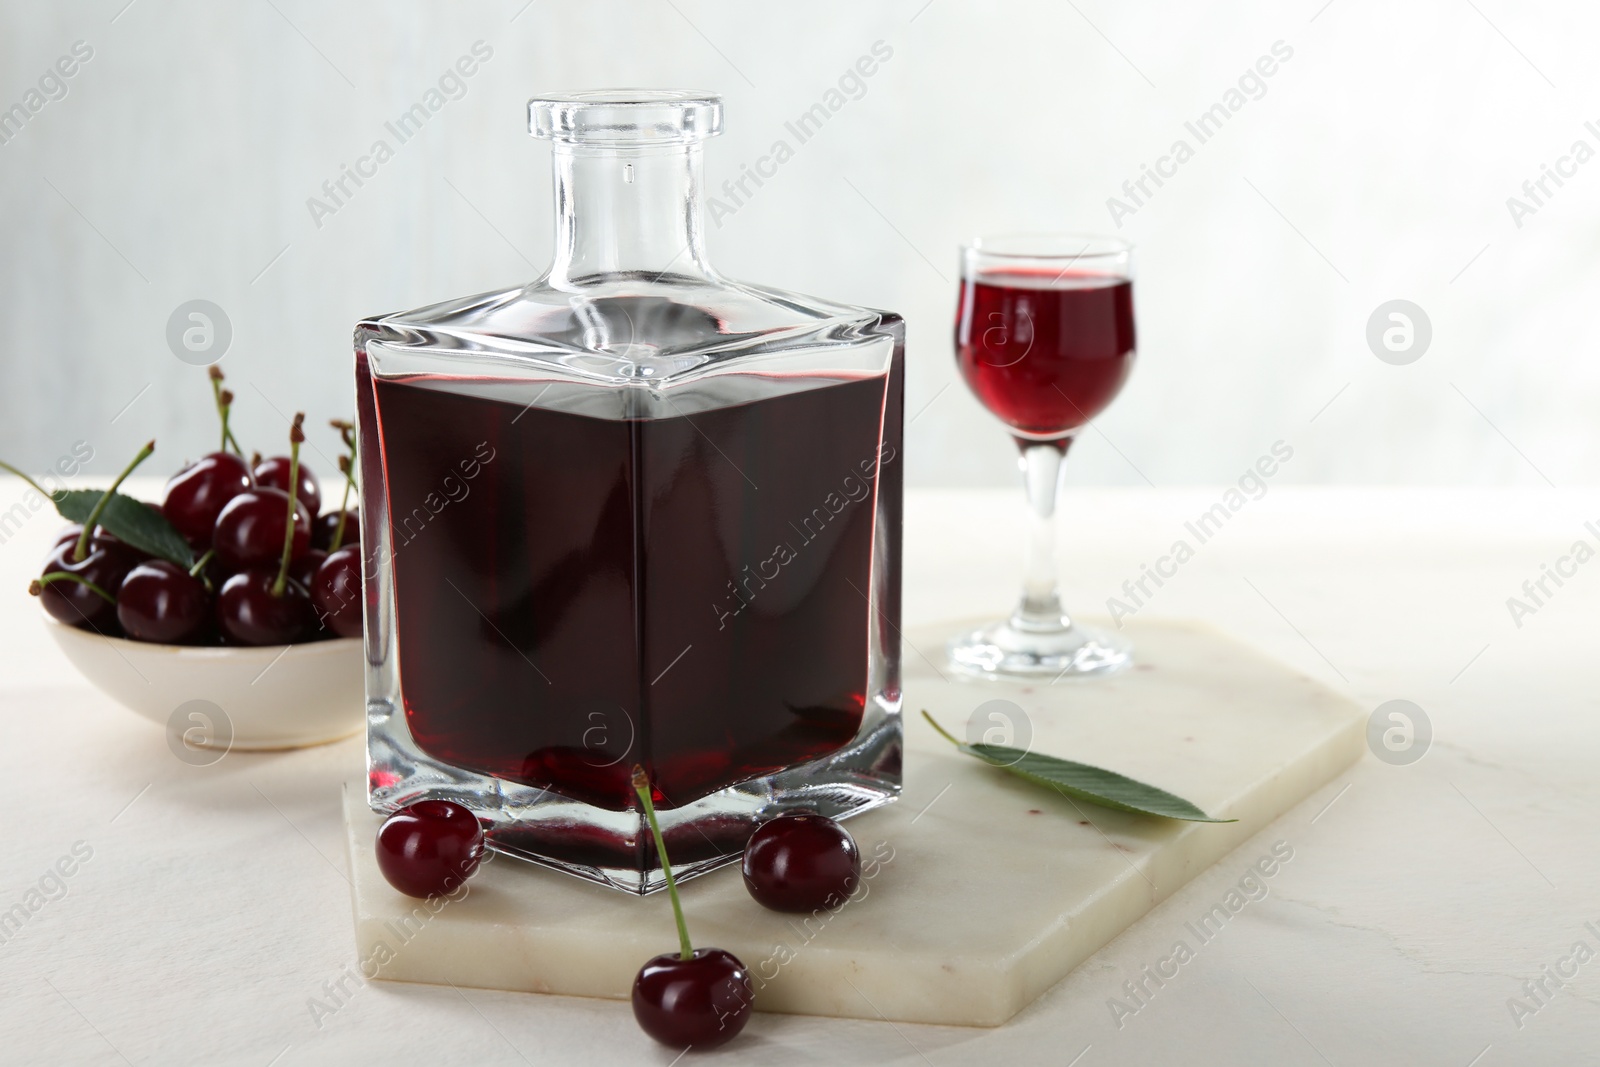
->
[13,370,366,750]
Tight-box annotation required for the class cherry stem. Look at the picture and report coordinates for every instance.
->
[631,764,693,962]
[209,369,243,455]
[73,440,153,563]
[32,572,116,605]
[189,547,216,593]
[330,418,355,451]
[331,488,351,551]
[272,415,304,597]
[331,455,354,551]
[0,460,60,502]
[220,393,242,455]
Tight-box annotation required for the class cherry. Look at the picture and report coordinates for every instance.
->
[291,549,329,639]
[117,560,209,644]
[163,452,252,548]
[633,949,753,1050]
[197,549,237,592]
[212,488,310,569]
[741,813,860,913]
[255,455,321,519]
[215,413,317,645]
[163,369,250,549]
[32,438,164,633]
[313,509,360,552]
[54,520,157,566]
[630,765,752,1050]
[215,568,310,645]
[311,544,363,638]
[290,548,327,594]
[375,800,484,898]
[33,539,136,632]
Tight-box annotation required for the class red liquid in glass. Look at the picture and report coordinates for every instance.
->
[955,270,1135,437]
[366,372,891,810]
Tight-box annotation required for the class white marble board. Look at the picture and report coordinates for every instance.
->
[342,617,1366,1027]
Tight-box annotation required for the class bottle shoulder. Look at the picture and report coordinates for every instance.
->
[358,273,900,380]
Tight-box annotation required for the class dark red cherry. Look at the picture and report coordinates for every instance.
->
[163,452,253,548]
[215,568,310,645]
[36,539,138,632]
[116,560,209,644]
[375,800,485,898]
[311,544,363,638]
[741,813,860,913]
[198,551,237,591]
[255,455,321,519]
[211,488,310,569]
[290,548,327,593]
[312,509,360,552]
[52,522,147,559]
[633,948,752,1050]
[290,549,329,639]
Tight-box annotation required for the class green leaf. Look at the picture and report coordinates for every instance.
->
[54,489,193,568]
[922,710,1235,823]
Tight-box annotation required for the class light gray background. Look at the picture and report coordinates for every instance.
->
[0,0,1587,489]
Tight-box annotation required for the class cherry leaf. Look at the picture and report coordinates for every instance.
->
[922,710,1235,823]
[54,490,193,568]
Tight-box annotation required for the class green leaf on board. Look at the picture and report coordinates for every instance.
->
[54,489,194,568]
[922,710,1235,823]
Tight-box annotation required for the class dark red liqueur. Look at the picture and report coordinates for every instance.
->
[368,372,890,810]
[955,269,1135,437]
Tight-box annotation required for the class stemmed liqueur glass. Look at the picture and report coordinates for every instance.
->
[947,234,1136,679]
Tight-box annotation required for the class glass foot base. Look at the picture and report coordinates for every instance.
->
[947,617,1132,680]
[368,691,902,894]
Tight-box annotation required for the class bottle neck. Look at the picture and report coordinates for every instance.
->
[547,142,714,287]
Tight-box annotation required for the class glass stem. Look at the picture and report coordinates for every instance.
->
[1013,438,1072,633]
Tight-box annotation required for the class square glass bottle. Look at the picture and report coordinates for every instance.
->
[356,91,904,893]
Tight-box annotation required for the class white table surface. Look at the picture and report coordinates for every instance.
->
[2,480,1596,1066]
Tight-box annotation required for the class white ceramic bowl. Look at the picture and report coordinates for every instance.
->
[46,620,364,750]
